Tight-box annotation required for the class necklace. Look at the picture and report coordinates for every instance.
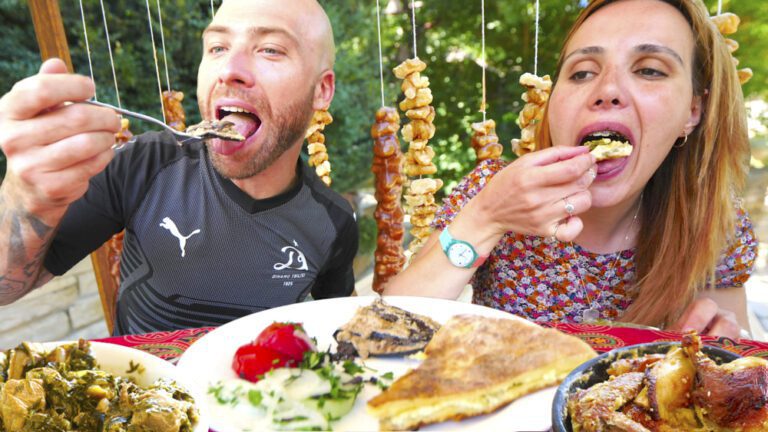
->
[567,196,642,323]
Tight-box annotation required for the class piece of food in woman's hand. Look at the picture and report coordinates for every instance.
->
[584,138,632,162]
[367,314,596,431]
[232,322,314,382]
[333,299,440,359]
[185,120,245,141]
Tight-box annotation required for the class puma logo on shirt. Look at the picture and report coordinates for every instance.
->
[159,217,201,257]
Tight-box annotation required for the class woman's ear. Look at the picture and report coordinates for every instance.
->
[683,91,705,136]
[312,70,335,111]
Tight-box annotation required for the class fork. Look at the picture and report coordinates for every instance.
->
[83,100,200,145]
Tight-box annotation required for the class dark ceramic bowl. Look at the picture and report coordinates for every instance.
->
[551,342,741,432]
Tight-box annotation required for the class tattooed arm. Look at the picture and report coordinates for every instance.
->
[0,59,119,304]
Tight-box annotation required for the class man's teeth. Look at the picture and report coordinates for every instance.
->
[220,106,254,115]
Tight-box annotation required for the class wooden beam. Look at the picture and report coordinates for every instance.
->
[28,0,73,72]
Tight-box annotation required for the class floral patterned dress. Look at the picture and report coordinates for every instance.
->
[432,159,758,324]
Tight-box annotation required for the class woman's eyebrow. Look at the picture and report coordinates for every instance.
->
[562,46,604,64]
[634,43,684,66]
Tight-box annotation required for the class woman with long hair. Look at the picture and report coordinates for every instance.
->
[385,0,756,338]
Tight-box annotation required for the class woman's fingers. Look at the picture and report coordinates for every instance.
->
[703,310,741,339]
[553,215,584,242]
[670,298,719,333]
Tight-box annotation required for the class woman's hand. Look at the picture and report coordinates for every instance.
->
[669,298,742,339]
[469,145,597,243]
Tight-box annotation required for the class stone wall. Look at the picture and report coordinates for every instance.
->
[0,258,109,349]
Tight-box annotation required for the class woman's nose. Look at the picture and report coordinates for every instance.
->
[591,69,626,109]
[218,51,256,88]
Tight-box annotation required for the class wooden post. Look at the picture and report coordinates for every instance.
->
[28,0,122,334]
[28,0,73,72]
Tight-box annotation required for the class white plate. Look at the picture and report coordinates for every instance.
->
[177,296,555,432]
[42,341,209,432]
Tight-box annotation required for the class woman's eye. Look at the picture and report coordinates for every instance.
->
[636,68,667,78]
[569,70,594,81]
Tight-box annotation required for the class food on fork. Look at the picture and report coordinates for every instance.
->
[333,299,440,358]
[185,119,245,141]
[367,314,596,431]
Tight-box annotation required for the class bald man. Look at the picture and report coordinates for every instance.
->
[0,0,358,335]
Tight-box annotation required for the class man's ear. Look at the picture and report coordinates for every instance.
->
[312,70,335,111]
[683,92,705,136]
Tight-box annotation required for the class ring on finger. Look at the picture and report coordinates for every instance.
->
[550,221,561,242]
[563,197,575,216]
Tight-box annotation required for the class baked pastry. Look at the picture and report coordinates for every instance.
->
[367,314,597,430]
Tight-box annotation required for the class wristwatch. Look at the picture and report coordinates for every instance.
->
[439,227,487,269]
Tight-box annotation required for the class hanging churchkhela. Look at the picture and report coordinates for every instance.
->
[371,107,407,293]
[162,90,186,131]
[306,109,334,187]
[394,57,441,256]
[511,73,552,156]
[470,120,502,164]
[710,12,752,85]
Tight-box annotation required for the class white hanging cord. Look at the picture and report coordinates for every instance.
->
[98,0,122,108]
[156,0,172,93]
[144,0,167,123]
[717,0,723,15]
[410,0,418,58]
[534,0,540,76]
[211,0,216,18]
[78,0,97,101]
[376,0,386,107]
[481,0,487,122]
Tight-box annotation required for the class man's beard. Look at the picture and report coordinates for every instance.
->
[208,89,315,180]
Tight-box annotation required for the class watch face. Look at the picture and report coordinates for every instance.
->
[448,243,474,267]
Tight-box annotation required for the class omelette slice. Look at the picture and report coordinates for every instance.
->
[586,138,632,161]
[367,314,597,431]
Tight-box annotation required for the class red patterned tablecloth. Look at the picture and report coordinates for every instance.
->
[96,323,768,362]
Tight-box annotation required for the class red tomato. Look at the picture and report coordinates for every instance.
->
[232,344,299,382]
[254,322,314,362]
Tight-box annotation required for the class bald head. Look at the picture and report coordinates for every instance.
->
[214,0,335,73]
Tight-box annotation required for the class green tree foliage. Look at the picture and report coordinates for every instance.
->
[0,0,766,192]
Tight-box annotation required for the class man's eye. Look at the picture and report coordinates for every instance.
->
[569,70,594,81]
[261,47,283,56]
[636,68,666,78]
[209,46,226,55]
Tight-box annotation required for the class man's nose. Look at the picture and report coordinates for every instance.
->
[218,51,255,88]
[590,68,626,109]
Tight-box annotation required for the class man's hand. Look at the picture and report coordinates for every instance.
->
[0,58,120,222]
[670,298,742,339]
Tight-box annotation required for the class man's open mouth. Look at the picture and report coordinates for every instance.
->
[580,130,633,161]
[216,105,262,141]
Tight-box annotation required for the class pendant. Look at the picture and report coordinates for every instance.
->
[582,308,600,323]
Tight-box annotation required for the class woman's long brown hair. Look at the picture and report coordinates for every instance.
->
[536,0,750,327]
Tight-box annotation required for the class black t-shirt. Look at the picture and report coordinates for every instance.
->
[44,131,358,335]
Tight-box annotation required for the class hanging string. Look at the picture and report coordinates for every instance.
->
[144,0,166,123]
[98,0,122,108]
[533,0,540,76]
[210,0,216,18]
[376,0,386,107]
[480,0,487,122]
[410,0,418,58]
[78,0,97,101]
[156,0,172,93]
[717,0,723,15]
